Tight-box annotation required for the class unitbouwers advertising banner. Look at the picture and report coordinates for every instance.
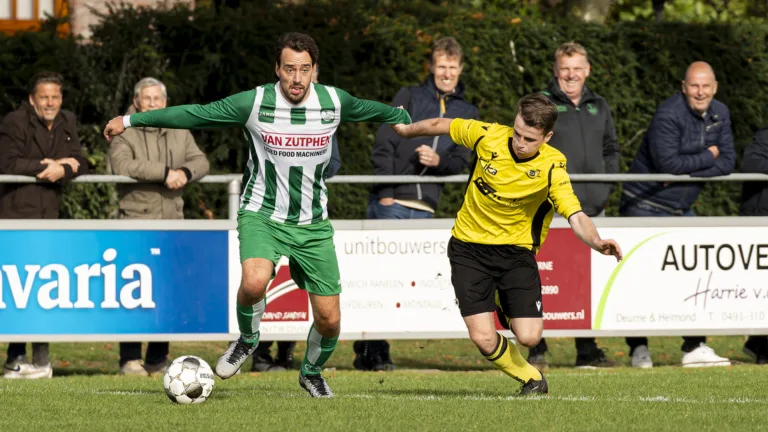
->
[228,228,596,340]
[591,227,768,332]
[0,230,229,336]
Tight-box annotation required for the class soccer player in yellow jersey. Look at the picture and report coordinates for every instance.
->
[392,93,623,395]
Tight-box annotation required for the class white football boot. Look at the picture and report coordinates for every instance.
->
[216,337,257,379]
[299,373,334,398]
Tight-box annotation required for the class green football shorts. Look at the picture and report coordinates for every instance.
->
[237,210,341,296]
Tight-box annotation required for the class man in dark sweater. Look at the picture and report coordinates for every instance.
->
[529,42,620,370]
[620,61,734,368]
[359,37,478,371]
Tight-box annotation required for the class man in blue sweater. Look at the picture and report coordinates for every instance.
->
[620,61,734,368]
[360,36,479,371]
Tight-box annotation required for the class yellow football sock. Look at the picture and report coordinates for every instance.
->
[484,333,542,383]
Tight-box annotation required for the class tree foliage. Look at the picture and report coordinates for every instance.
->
[610,0,768,23]
[1,1,767,219]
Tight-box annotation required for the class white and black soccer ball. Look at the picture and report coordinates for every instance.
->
[163,355,215,404]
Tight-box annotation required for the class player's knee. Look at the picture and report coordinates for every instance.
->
[515,332,541,348]
[240,274,269,300]
[468,330,498,354]
[312,310,340,335]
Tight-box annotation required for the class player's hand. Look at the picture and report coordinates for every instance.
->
[416,145,440,167]
[37,160,65,182]
[104,116,126,142]
[165,169,188,190]
[378,197,395,206]
[595,239,623,262]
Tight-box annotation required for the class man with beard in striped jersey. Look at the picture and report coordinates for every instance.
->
[103,32,411,398]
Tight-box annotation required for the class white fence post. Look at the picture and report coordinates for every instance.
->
[228,179,241,220]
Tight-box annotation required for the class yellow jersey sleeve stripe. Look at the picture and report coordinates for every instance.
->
[549,162,582,218]
[471,134,485,151]
[530,165,555,250]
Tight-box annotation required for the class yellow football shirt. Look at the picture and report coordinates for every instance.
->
[449,118,582,252]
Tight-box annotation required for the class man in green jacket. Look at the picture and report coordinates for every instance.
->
[530,42,619,370]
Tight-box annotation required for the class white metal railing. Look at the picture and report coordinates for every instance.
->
[2,173,768,184]
[1,173,765,220]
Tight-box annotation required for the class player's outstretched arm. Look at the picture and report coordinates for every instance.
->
[392,118,453,139]
[336,88,411,125]
[568,212,623,262]
[103,90,256,141]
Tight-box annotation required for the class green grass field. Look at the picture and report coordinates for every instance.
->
[1,336,765,431]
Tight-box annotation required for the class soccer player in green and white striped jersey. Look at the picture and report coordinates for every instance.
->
[103,33,411,398]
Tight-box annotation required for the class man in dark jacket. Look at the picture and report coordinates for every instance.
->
[738,126,768,364]
[0,71,88,379]
[528,42,620,370]
[741,127,768,217]
[620,61,734,368]
[357,36,478,371]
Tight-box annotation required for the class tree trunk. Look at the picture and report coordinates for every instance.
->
[653,0,666,21]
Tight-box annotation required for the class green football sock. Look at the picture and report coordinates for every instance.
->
[236,299,265,345]
[300,324,338,376]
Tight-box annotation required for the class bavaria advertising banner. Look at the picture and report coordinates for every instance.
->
[0,230,229,335]
[592,227,768,331]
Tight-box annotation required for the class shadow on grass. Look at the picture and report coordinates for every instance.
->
[328,358,492,372]
[53,367,120,377]
[373,387,519,399]
[394,359,491,371]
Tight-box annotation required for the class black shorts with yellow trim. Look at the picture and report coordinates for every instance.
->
[447,236,543,320]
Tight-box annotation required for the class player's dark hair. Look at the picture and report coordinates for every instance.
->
[516,93,558,135]
[28,71,64,95]
[275,32,320,66]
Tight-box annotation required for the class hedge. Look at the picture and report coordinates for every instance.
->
[1,2,766,219]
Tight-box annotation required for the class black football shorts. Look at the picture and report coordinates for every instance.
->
[447,236,543,319]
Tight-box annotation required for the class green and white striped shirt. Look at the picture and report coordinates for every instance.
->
[126,82,411,225]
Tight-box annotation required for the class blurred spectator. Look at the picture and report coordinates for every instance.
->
[0,71,89,379]
[358,36,478,371]
[109,77,210,376]
[620,61,734,368]
[738,126,768,364]
[529,41,620,370]
[250,65,341,372]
